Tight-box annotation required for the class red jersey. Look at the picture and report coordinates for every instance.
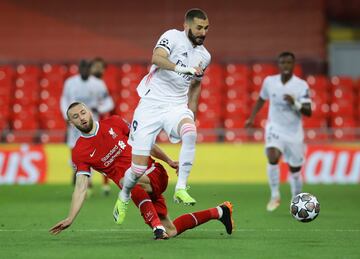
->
[71,115,154,185]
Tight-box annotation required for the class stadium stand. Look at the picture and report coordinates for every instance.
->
[1,63,359,143]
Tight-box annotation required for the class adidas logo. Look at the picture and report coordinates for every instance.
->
[181,52,188,57]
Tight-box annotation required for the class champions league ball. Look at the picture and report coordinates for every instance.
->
[290,193,320,223]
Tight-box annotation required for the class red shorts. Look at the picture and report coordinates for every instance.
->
[111,162,169,218]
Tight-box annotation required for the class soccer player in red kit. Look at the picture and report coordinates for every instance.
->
[49,102,234,239]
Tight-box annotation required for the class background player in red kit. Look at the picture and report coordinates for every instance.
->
[49,102,234,239]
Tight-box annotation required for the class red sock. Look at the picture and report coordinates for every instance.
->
[173,208,219,236]
[131,185,162,229]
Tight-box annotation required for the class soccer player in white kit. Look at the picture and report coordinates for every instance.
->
[60,59,114,190]
[245,52,312,212]
[113,8,211,224]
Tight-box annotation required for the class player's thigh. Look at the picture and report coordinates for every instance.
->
[129,102,164,153]
[146,163,169,196]
[137,174,152,193]
[265,128,286,163]
[283,142,305,168]
[163,105,194,143]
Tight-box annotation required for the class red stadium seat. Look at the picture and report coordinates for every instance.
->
[0,65,15,87]
[306,75,329,91]
[16,64,41,76]
[39,131,66,143]
[224,129,249,142]
[293,64,303,77]
[330,76,354,91]
[251,63,277,88]
[224,100,252,118]
[303,117,328,129]
[223,117,246,129]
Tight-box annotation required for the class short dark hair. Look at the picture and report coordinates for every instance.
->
[185,8,208,23]
[91,57,106,68]
[278,51,296,60]
[66,102,84,119]
[79,59,90,69]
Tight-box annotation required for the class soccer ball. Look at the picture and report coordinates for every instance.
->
[290,193,320,223]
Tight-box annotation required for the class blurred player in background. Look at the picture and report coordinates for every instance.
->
[116,8,211,224]
[49,102,234,240]
[89,57,112,195]
[245,52,312,212]
[60,59,115,196]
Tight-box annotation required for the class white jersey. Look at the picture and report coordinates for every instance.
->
[137,29,211,105]
[260,74,311,141]
[60,74,114,147]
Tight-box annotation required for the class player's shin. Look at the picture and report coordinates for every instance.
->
[289,170,303,198]
[267,163,280,199]
[119,164,147,202]
[131,185,163,229]
[176,123,197,190]
[173,207,220,236]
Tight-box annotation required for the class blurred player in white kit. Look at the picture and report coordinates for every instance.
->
[245,52,312,211]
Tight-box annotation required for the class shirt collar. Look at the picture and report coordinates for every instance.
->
[81,121,99,138]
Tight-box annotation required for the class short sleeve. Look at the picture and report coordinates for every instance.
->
[154,30,177,55]
[299,82,311,104]
[259,77,270,100]
[71,151,91,177]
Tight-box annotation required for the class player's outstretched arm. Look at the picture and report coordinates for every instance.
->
[49,174,89,235]
[152,48,197,75]
[245,97,266,128]
[150,144,179,171]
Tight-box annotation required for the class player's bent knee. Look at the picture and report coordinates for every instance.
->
[180,123,197,142]
[137,182,153,193]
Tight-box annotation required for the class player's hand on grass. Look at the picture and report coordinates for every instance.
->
[49,218,73,235]
[283,94,295,105]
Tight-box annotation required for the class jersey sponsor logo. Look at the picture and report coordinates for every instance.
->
[109,128,118,139]
[0,145,47,184]
[101,141,127,167]
[90,149,96,157]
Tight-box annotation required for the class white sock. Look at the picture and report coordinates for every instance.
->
[119,164,147,202]
[289,171,302,198]
[176,123,197,190]
[216,206,223,219]
[267,164,280,199]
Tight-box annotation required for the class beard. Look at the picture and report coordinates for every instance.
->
[188,29,206,46]
[75,117,94,133]
[93,72,103,79]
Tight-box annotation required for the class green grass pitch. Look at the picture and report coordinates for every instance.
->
[0,184,359,258]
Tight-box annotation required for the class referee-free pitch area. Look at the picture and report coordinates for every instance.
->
[0,184,359,259]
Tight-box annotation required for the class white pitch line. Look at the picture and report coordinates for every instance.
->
[0,229,359,232]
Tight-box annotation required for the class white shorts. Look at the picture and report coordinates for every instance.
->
[128,100,194,155]
[265,128,305,167]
